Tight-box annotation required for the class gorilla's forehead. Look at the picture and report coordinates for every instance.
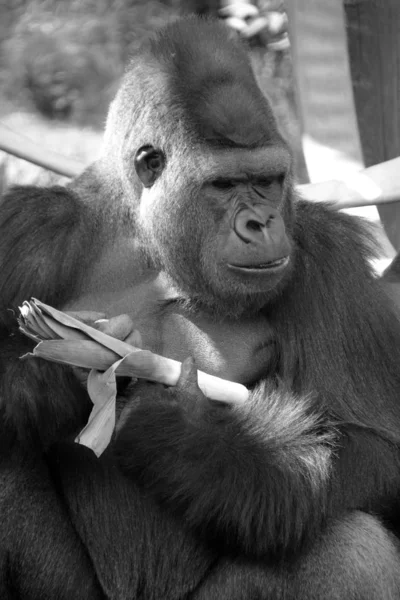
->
[182,145,292,184]
[130,17,281,149]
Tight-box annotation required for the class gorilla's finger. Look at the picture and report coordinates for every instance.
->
[66,310,107,323]
[176,357,205,400]
[177,357,198,388]
[125,329,142,348]
[94,314,134,340]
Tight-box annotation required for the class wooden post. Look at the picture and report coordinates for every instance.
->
[286,0,364,183]
[344,0,400,250]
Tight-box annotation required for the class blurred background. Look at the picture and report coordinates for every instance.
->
[0,0,299,190]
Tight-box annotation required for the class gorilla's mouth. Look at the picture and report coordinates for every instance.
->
[228,256,290,273]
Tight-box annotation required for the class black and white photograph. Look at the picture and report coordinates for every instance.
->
[0,1,400,598]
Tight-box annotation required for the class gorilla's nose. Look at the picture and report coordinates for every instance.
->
[234,205,281,245]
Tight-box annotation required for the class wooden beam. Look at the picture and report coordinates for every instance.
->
[0,122,84,178]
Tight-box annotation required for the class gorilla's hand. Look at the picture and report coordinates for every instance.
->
[92,314,142,348]
[70,312,142,386]
[173,357,213,422]
[114,366,333,559]
[116,357,217,434]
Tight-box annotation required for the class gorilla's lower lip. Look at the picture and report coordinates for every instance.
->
[228,256,290,272]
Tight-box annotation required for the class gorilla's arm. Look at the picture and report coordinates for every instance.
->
[0,186,98,447]
[115,372,331,558]
[115,375,400,560]
[0,185,146,449]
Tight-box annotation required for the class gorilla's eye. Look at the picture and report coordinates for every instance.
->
[211,179,235,190]
[256,174,285,187]
[134,145,165,188]
[148,155,163,171]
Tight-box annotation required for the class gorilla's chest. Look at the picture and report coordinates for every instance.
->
[156,308,275,385]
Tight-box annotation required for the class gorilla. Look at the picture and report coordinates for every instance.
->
[1,16,400,600]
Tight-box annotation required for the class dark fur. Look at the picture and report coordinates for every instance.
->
[1,16,400,600]
[0,186,94,330]
[383,252,400,283]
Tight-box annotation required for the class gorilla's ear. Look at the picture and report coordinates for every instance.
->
[134,145,165,188]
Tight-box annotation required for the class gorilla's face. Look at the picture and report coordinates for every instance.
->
[134,140,294,315]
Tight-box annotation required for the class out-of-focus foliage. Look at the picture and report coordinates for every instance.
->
[0,1,295,128]
[0,0,181,125]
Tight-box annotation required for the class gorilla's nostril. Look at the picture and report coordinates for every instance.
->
[266,215,275,226]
